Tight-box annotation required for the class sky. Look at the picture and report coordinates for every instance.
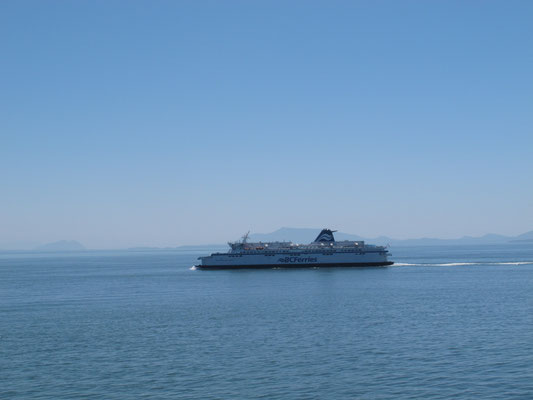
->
[1,1,532,249]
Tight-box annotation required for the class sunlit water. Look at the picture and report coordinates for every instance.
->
[1,244,532,399]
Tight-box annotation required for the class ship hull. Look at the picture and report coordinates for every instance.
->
[196,261,394,270]
[198,250,392,269]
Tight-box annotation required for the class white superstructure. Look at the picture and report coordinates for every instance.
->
[196,229,393,269]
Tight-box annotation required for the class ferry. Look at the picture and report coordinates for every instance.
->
[196,229,393,270]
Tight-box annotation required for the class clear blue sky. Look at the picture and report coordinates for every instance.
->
[1,1,532,249]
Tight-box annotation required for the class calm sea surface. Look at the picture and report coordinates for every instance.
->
[1,245,532,399]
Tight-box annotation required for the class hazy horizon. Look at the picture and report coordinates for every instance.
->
[2,226,532,251]
[2,2,532,250]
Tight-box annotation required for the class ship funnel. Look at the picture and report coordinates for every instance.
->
[314,229,336,243]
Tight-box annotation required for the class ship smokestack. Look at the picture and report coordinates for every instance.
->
[314,229,336,243]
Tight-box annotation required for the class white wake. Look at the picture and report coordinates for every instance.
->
[395,261,533,267]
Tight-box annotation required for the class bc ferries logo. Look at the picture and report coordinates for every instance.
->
[315,233,333,241]
[314,229,336,242]
[278,257,318,263]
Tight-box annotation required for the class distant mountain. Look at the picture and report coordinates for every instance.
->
[35,240,86,251]
[509,230,533,243]
[249,228,533,247]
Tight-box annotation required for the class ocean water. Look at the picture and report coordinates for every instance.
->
[1,244,532,399]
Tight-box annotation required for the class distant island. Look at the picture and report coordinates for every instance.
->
[2,229,532,252]
[35,240,86,252]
